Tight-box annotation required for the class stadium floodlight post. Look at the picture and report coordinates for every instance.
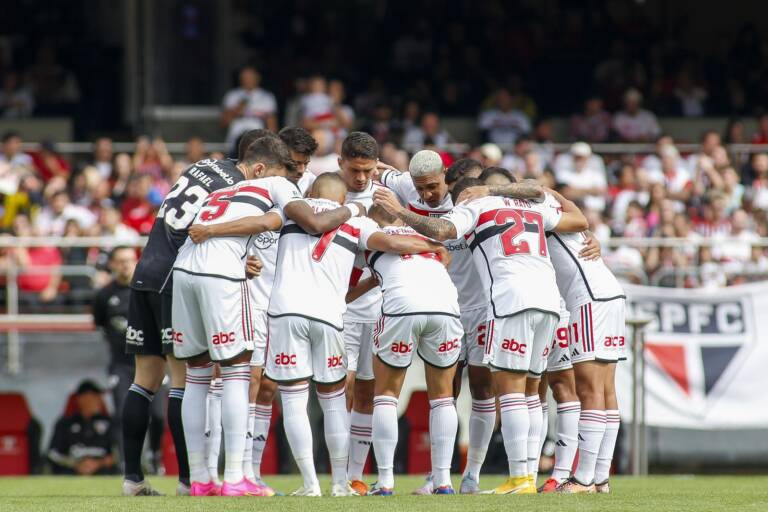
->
[627,316,651,476]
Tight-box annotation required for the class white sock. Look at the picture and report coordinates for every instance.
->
[206,379,223,482]
[429,397,457,488]
[463,398,495,480]
[243,403,256,480]
[552,401,580,482]
[595,410,620,484]
[220,364,251,484]
[573,409,607,484]
[539,402,549,453]
[279,383,318,489]
[372,395,398,489]
[317,388,350,486]
[348,411,372,481]
[526,395,543,477]
[183,363,213,483]
[499,393,528,477]
[252,403,272,479]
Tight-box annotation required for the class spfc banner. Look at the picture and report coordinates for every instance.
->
[616,282,768,428]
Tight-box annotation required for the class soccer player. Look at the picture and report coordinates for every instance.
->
[544,194,626,494]
[121,129,270,496]
[365,204,462,495]
[377,150,542,494]
[265,173,448,496]
[173,139,365,497]
[374,177,589,495]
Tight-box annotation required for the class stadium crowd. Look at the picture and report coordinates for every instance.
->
[2,70,768,312]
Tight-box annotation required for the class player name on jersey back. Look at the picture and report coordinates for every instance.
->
[444,194,562,318]
[132,158,245,292]
[366,225,459,317]
[173,176,301,281]
[268,198,379,329]
[380,169,488,311]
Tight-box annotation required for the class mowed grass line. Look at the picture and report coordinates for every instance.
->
[1,475,767,512]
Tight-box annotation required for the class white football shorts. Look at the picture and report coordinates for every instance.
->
[172,270,255,362]
[265,315,346,384]
[569,299,626,364]
[544,308,573,372]
[373,314,463,369]
[249,309,268,367]
[344,320,375,380]
[484,310,559,376]
[458,306,490,367]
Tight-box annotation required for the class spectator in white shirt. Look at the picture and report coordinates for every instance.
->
[221,66,278,153]
[0,72,34,118]
[36,190,97,236]
[402,111,452,150]
[612,88,661,142]
[477,87,531,147]
[88,137,114,180]
[0,131,33,170]
[500,135,533,176]
[714,209,758,264]
[639,134,675,175]
[674,70,708,117]
[478,143,503,168]
[685,130,721,174]
[554,142,608,212]
[570,96,611,143]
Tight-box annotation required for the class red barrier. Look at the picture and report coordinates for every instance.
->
[404,391,431,474]
[0,393,32,475]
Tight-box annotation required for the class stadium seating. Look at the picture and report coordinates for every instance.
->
[0,393,36,475]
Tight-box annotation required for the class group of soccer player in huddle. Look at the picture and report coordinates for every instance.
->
[119,127,625,497]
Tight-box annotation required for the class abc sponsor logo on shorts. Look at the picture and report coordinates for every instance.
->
[327,354,344,368]
[603,336,625,348]
[173,331,183,344]
[438,338,460,353]
[391,341,413,354]
[161,328,173,343]
[126,326,144,346]
[275,353,297,366]
[501,338,526,355]
[212,332,236,345]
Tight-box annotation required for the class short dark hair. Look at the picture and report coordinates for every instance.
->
[479,166,516,184]
[279,127,319,156]
[237,129,278,161]
[2,131,20,143]
[368,203,398,225]
[108,245,134,261]
[446,158,482,185]
[341,131,378,160]
[451,177,485,204]
[241,137,297,174]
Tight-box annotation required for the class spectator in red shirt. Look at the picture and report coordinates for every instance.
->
[10,214,62,309]
[120,174,155,235]
[750,113,768,144]
[31,140,70,182]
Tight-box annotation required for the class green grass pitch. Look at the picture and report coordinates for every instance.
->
[1,475,767,512]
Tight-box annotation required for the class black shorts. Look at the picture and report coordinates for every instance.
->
[125,289,173,356]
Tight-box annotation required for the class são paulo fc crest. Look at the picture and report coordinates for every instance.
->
[626,292,755,418]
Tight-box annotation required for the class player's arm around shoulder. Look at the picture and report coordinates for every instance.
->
[283,200,364,235]
[372,187,458,241]
[547,188,589,233]
[188,212,283,243]
[456,179,544,204]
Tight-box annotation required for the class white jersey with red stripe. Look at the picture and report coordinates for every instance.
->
[443,194,562,318]
[380,169,488,311]
[543,196,625,309]
[173,176,301,281]
[247,173,315,310]
[268,198,379,330]
[343,178,387,322]
[365,225,459,316]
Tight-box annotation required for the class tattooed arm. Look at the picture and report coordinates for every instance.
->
[372,188,458,241]
[456,179,544,204]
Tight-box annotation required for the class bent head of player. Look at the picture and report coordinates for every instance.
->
[279,126,318,184]
[338,131,378,192]
[239,136,297,180]
[479,166,516,188]
[445,158,483,191]
[309,172,348,205]
[236,128,278,161]
[450,177,484,204]
[408,149,448,208]
[368,203,400,228]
